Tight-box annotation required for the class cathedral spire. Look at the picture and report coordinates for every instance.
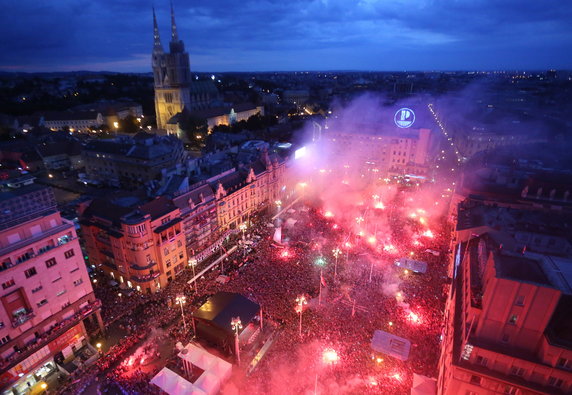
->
[152,7,164,54]
[170,1,179,43]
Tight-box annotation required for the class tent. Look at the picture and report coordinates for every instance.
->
[151,344,233,395]
[192,292,260,354]
[411,373,437,395]
[371,330,411,361]
[150,368,205,395]
[394,258,428,274]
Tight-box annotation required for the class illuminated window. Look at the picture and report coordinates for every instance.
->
[508,314,518,325]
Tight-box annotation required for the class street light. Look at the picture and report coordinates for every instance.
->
[175,295,187,333]
[295,295,307,338]
[188,259,197,291]
[314,256,326,305]
[239,223,247,240]
[231,317,242,365]
[332,247,341,280]
[96,342,102,354]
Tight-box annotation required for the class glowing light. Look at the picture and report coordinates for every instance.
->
[408,311,421,324]
[280,249,291,259]
[294,146,307,159]
[367,236,376,244]
[374,201,385,210]
[413,240,421,246]
[324,211,334,218]
[421,230,434,238]
[356,216,364,225]
[419,217,427,225]
[392,372,403,381]
[319,169,326,173]
[344,242,352,249]
[376,357,383,363]
[322,348,339,364]
[332,224,339,229]
[388,321,393,326]
[404,269,409,275]
[357,231,365,237]
[314,256,327,266]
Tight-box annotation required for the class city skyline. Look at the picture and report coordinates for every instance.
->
[1,0,572,73]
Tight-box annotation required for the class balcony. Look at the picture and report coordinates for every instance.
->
[0,222,74,259]
[0,298,101,373]
[12,310,35,328]
[131,272,160,283]
[130,261,158,271]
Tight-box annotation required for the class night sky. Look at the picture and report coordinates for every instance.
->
[1,0,571,73]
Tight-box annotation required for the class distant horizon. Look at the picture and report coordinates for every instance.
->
[0,68,568,76]
[2,1,572,74]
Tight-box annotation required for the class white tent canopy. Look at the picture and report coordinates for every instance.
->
[150,368,205,395]
[151,344,232,395]
[411,373,437,395]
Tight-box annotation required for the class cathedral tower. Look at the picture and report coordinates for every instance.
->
[152,4,192,130]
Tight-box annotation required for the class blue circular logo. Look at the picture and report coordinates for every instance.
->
[394,108,415,128]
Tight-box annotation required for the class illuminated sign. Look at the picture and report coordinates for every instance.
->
[394,108,415,128]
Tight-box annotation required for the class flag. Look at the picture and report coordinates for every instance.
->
[273,226,282,244]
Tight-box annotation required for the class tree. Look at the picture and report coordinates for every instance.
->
[119,115,139,134]
[179,113,208,149]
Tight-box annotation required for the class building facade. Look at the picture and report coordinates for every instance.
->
[82,132,186,189]
[80,197,187,293]
[324,126,432,177]
[0,184,102,394]
[152,6,192,130]
[439,234,572,395]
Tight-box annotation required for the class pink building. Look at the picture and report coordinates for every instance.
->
[439,232,572,394]
[0,184,102,394]
[80,196,187,293]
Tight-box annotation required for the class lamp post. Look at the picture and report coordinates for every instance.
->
[239,223,247,240]
[96,342,102,355]
[332,247,341,280]
[175,295,187,333]
[314,256,326,305]
[231,317,242,365]
[188,259,197,291]
[295,295,307,338]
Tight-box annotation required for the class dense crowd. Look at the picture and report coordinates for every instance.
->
[59,187,451,394]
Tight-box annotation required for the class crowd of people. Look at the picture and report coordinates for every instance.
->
[57,184,451,394]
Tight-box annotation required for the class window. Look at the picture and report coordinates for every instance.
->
[557,357,571,370]
[161,216,171,224]
[164,248,169,256]
[510,366,525,377]
[52,276,62,283]
[45,258,57,268]
[514,295,525,306]
[470,375,481,386]
[64,249,75,259]
[61,301,71,309]
[56,290,66,296]
[177,240,182,248]
[503,385,517,395]
[166,270,172,276]
[476,356,488,367]
[0,335,11,345]
[501,333,510,343]
[24,267,37,278]
[37,299,48,307]
[508,314,518,325]
[548,376,563,388]
[2,279,15,289]
[166,260,171,268]
[70,267,79,273]
[31,285,43,293]
[73,279,83,286]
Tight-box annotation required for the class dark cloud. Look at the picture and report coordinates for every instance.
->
[0,0,571,72]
